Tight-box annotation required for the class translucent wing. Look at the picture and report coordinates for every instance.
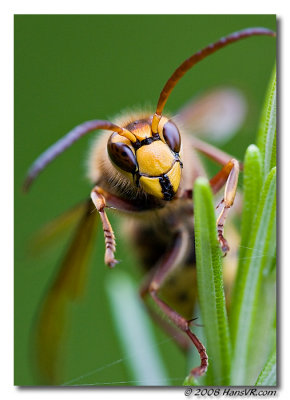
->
[174,88,247,144]
[29,201,89,257]
[34,200,98,384]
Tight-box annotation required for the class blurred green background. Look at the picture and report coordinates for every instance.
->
[14,15,276,385]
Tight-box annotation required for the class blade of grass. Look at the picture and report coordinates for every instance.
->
[238,145,262,262]
[257,65,276,178]
[230,144,262,335]
[231,167,276,385]
[255,346,276,386]
[230,66,276,384]
[193,177,231,386]
[105,270,169,386]
[240,150,276,384]
[246,274,276,383]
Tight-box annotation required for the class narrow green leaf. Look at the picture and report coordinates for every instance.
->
[106,271,169,386]
[246,275,276,383]
[243,167,276,384]
[230,145,262,333]
[255,347,276,386]
[257,65,276,178]
[194,177,231,386]
[239,144,263,262]
[231,167,276,385]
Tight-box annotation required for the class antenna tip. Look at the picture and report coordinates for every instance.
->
[22,173,34,193]
[22,179,31,193]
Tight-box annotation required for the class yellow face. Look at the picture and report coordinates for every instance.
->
[107,116,183,201]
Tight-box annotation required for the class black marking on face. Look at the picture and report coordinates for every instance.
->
[140,135,160,146]
[173,152,183,168]
[134,171,141,187]
[159,174,175,201]
[132,135,161,151]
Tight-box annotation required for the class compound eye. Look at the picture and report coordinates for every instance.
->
[163,121,181,153]
[107,138,137,173]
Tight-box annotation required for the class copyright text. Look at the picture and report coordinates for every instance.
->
[184,388,277,397]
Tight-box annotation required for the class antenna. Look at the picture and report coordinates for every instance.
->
[151,27,276,133]
[23,120,136,191]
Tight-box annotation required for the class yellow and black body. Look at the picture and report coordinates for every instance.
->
[88,111,202,320]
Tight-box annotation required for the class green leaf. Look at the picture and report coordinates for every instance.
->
[255,347,276,386]
[183,375,198,386]
[230,167,276,385]
[230,145,262,335]
[257,65,276,178]
[238,145,262,262]
[105,271,169,386]
[194,177,231,386]
[246,275,276,383]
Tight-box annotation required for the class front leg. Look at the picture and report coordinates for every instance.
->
[210,159,239,255]
[91,185,163,268]
[91,187,118,268]
[180,159,239,256]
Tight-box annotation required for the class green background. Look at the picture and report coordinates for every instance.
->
[14,15,276,385]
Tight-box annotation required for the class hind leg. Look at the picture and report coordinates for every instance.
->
[141,229,208,377]
[139,271,191,351]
